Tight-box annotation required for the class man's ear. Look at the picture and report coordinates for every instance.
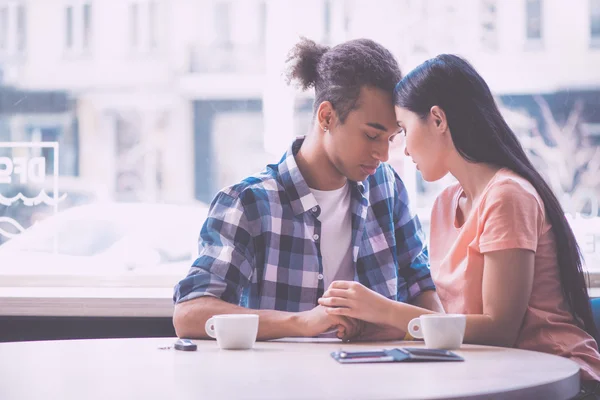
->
[317,101,337,132]
[430,105,448,132]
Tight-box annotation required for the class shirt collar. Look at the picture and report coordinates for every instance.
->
[278,136,369,216]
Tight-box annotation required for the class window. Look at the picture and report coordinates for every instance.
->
[480,0,498,51]
[343,0,353,34]
[591,0,600,47]
[323,0,332,43]
[0,3,27,55]
[64,2,92,53]
[214,1,231,47]
[129,1,158,52]
[148,1,157,49]
[65,6,73,49]
[525,0,543,44]
[258,1,266,46]
[0,6,7,50]
[82,3,91,49]
[411,0,429,53]
[129,3,138,48]
[16,4,25,51]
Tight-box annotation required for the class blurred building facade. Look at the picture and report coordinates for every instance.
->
[0,0,598,207]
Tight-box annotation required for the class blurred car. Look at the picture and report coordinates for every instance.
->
[0,202,209,287]
[0,178,110,245]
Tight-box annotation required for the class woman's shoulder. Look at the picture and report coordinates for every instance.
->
[486,169,542,201]
[481,169,545,216]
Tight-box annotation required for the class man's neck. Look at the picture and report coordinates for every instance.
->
[295,135,347,191]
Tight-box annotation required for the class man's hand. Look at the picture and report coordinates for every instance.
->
[318,281,394,325]
[295,305,363,340]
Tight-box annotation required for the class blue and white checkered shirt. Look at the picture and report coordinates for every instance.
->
[174,137,435,311]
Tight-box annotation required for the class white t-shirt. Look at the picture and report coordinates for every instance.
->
[310,182,354,290]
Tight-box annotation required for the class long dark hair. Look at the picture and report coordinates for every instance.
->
[395,54,598,339]
[284,37,401,123]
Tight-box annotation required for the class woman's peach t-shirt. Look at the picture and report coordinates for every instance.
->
[429,168,600,381]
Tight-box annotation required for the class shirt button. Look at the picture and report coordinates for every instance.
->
[313,234,319,241]
[317,274,324,280]
[311,207,318,213]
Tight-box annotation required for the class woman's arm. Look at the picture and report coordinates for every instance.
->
[411,290,445,313]
[461,248,534,347]
[318,281,438,331]
[320,248,534,346]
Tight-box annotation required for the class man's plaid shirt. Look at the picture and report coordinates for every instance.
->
[174,137,435,311]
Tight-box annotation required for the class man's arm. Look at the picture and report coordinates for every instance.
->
[390,168,438,305]
[174,297,301,340]
[173,190,264,335]
[174,297,361,341]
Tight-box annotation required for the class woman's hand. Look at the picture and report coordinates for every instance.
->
[294,305,363,340]
[318,281,393,326]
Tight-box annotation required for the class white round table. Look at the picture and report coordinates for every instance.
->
[0,337,580,400]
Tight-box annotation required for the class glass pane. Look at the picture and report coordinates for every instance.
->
[591,0,600,37]
[214,2,231,47]
[258,1,266,46]
[0,0,597,292]
[148,1,157,49]
[65,6,73,48]
[7,218,124,257]
[323,0,331,43]
[0,7,8,50]
[130,3,138,48]
[17,5,26,52]
[526,0,542,39]
[83,3,91,49]
[480,0,498,50]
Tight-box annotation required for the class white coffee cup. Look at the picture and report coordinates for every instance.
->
[204,314,259,350]
[408,314,466,350]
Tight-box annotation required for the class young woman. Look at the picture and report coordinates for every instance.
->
[318,54,600,392]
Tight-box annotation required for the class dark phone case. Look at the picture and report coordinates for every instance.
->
[174,339,198,351]
[331,347,464,364]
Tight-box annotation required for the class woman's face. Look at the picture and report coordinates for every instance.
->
[395,106,450,182]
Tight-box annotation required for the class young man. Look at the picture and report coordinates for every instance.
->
[173,38,443,341]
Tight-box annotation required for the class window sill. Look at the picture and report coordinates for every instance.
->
[3,283,600,318]
[0,287,174,317]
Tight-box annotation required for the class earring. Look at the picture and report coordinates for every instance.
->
[323,126,329,133]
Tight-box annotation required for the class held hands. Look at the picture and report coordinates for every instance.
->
[300,281,401,341]
[297,305,364,341]
[318,281,392,326]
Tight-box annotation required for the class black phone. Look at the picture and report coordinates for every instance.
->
[174,338,197,351]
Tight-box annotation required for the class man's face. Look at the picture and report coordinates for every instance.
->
[323,86,400,182]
